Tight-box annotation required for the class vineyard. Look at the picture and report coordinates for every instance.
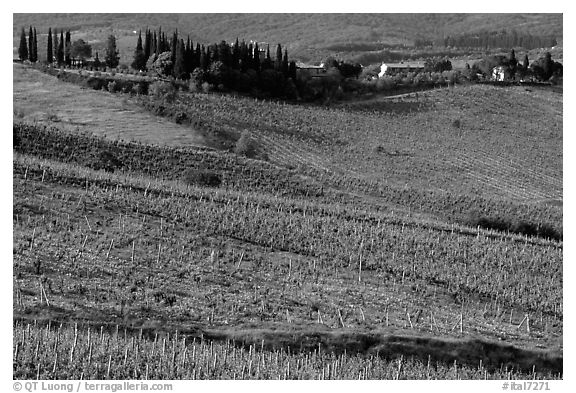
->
[12,61,562,379]
[13,145,562,378]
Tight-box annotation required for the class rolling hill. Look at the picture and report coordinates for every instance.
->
[13,13,563,62]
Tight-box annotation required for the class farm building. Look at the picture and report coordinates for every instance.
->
[379,61,425,77]
[491,66,512,81]
[296,62,327,77]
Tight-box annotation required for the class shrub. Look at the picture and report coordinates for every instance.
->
[452,119,462,129]
[87,150,123,173]
[201,82,213,93]
[234,130,258,158]
[149,81,178,103]
[182,169,222,187]
[107,80,118,93]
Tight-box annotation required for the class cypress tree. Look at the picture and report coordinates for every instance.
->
[275,44,282,71]
[18,27,28,61]
[288,61,297,79]
[523,54,529,70]
[65,31,72,66]
[104,35,120,68]
[28,27,33,62]
[282,49,289,76]
[151,30,157,57]
[195,43,201,70]
[253,43,260,71]
[156,28,162,54]
[57,31,65,65]
[144,29,151,61]
[173,39,186,79]
[53,30,58,62]
[33,27,38,62]
[131,30,146,71]
[509,49,517,75]
[200,46,208,70]
[170,30,178,65]
[47,28,53,63]
[184,36,193,73]
[232,38,240,69]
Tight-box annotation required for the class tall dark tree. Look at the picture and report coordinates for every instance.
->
[33,28,38,62]
[151,30,157,58]
[94,52,101,69]
[261,44,273,70]
[282,49,289,76]
[65,31,72,66]
[195,43,201,69]
[170,30,178,65]
[253,43,260,71]
[509,49,517,77]
[173,39,187,79]
[131,30,146,70]
[156,28,162,55]
[200,45,208,70]
[275,44,282,71]
[217,40,231,67]
[46,27,53,64]
[542,52,553,79]
[523,54,529,70]
[28,26,34,62]
[144,29,151,61]
[57,31,65,65]
[288,61,297,79]
[53,30,58,62]
[104,35,120,68]
[184,36,194,73]
[18,27,28,61]
[232,38,240,69]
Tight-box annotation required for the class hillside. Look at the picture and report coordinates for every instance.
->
[12,32,563,379]
[13,13,563,62]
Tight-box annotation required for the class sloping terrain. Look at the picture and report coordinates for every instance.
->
[13,64,209,148]
[13,13,563,62]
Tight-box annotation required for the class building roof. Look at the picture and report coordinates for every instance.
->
[382,62,425,68]
[296,62,325,69]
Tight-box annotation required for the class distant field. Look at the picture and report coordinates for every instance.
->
[13,64,208,148]
[13,13,563,62]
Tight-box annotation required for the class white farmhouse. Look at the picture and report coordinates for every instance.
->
[379,62,425,77]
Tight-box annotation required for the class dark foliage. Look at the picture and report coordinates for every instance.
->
[104,35,120,68]
[182,169,222,187]
[466,211,561,241]
[424,57,452,73]
[19,28,28,61]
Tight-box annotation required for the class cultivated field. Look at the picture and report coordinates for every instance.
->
[13,56,562,380]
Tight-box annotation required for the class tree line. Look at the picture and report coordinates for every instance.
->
[468,49,563,82]
[442,30,557,50]
[414,30,558,50]
[18,25,118,68]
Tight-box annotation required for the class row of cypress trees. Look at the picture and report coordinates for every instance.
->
[18,26,38,62]
[18,25,72,66]
[132,28,297,80]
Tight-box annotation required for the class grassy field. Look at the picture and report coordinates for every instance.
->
[13,64,208,148]
[12,56,562,379]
